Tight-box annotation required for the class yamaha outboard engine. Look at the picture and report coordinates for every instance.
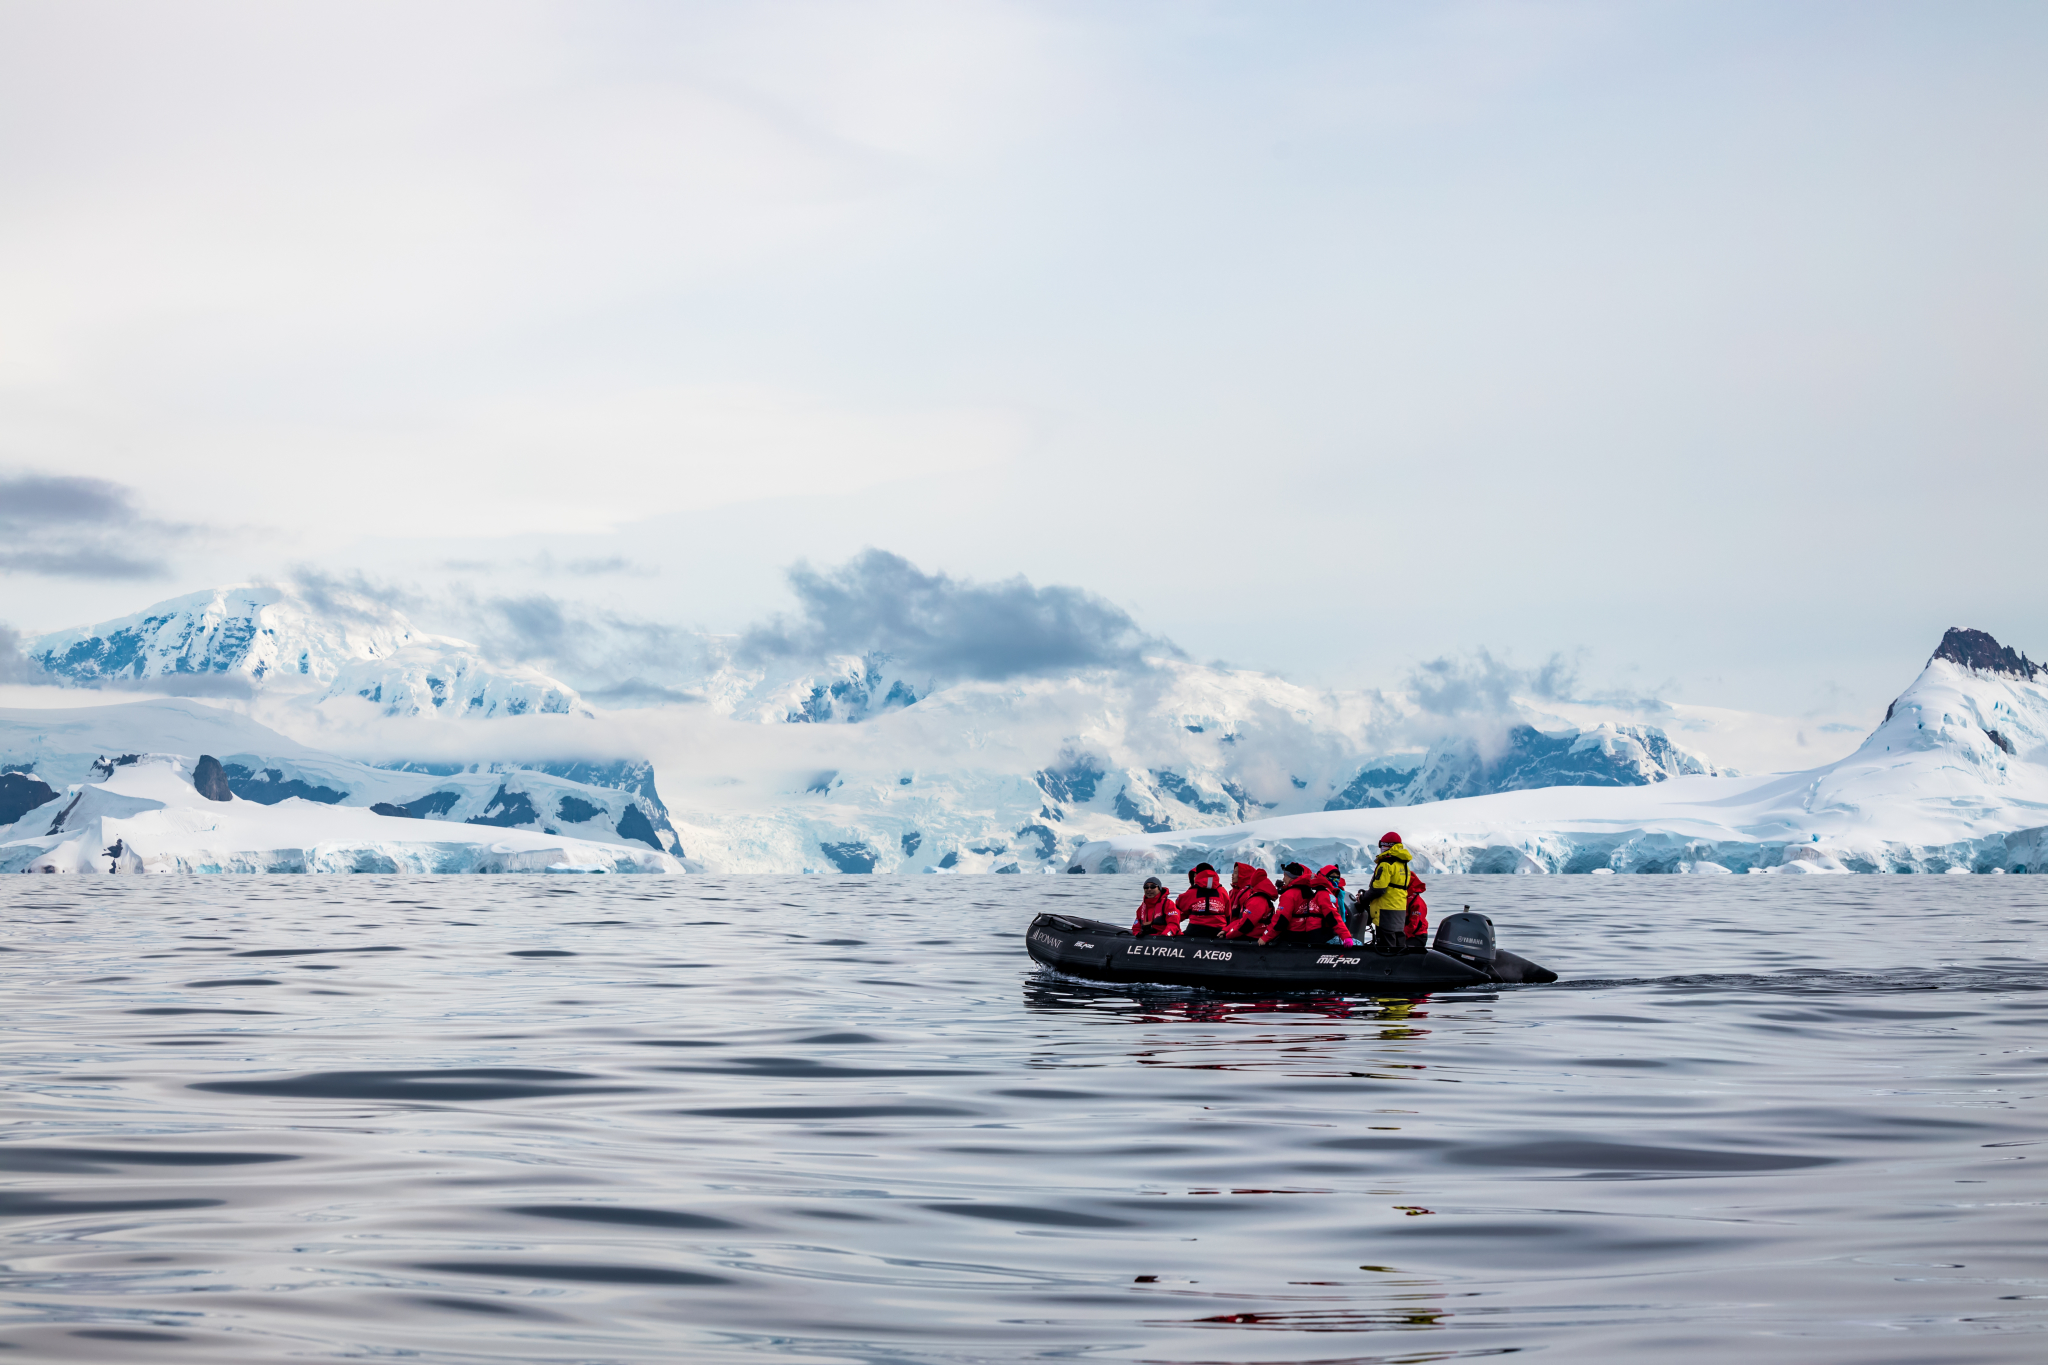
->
[1433,909,1496,969]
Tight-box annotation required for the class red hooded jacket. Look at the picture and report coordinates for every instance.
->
[1132,885,1180,937]
[1222,862,1281,939]
[1265,869,1356,945]
[1176,867,1231,929]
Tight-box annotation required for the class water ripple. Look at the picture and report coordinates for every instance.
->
[1,874,2043,1363]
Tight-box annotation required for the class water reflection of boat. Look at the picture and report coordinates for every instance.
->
[1025,911,1556,993]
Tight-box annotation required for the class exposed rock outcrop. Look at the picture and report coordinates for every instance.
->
[1933,627,2041,680]
[0,772,59,826]
[192,754,232,802]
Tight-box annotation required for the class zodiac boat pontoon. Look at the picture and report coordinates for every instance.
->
[1025,909,1556,992]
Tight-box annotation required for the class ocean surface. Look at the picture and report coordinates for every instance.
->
[1,875,2042,1364]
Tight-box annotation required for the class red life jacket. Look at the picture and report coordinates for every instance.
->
[1176,868,1230,927]
[1405,873,1429,937]
[1132,889,1180,936]
[1222,862,1279,938]
[1271,873,1354,942]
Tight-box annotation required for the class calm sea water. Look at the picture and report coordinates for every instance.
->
[1,875,2042,1364]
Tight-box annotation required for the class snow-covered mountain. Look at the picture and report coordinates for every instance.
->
[31,585,2039,879]
[646,655,1724,874]
[1071,628,2048,877]
[32,585,590,719]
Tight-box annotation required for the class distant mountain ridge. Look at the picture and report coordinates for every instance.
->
[32,585,590,719]
[39,582,2020,876]
[1325,722,1720,810]
[1074,627,2048,877]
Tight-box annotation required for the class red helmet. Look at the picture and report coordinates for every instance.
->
[1379,831,1403,846]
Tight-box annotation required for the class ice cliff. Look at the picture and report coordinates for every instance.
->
[0,751,679,875]
[0,699,683,873]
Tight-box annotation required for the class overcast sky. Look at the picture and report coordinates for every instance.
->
[2,0,2042,718]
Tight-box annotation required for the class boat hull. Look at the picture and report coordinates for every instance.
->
[1025,913,1544,993]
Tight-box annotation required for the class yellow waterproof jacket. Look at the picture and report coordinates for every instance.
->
[1366,844,1412,925]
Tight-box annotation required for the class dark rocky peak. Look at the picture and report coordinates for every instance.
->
[192,754,232,802]
[1931,628,2041,681]
[0,772,59,827]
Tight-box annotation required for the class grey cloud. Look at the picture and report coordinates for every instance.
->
[1409,649,1578,717]
[0,474,133,522]
[581,678,706,706]
[93,672,258,700]
[281,568,434,624]
[524,553,653,577]
[564,556,649,576]
[0,472,193,580]
[0,623,51,684]
[740,550,1174,681]
[484,593,579,657]
[458,591,707,688]
[271,571,707,697]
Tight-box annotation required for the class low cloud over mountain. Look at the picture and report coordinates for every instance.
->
[740,549,1175,683]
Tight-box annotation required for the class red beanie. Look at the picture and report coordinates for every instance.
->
[1379,831,1403,846]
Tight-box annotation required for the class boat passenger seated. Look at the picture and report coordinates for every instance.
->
[1221,862,1280,940]
[1176,863,1231,938]
[1132,876,1181,937]
[1261,863,1356,948]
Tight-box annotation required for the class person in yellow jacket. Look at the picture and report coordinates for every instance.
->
[1362,831,1413,948]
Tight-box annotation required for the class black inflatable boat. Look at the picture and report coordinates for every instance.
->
[1026,909,1556,993]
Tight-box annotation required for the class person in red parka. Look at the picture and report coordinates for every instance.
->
[1222,862,1281,940]
[1176,862,1231,938]
[1262,862,1357,947]
[1403,874,1430,946]
[1132,876,1180,937]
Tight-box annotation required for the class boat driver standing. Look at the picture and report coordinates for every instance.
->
[1362,831,1414,951]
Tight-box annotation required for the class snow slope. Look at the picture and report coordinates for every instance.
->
[0,753,682,875]
[1070,631,2048,878]
[642,658,1721,874]
[0,699,683,863]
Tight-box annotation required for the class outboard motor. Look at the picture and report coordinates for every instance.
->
[1433,908,1496,969]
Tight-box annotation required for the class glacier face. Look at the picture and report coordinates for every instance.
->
[0,753,681,875]
[0,699,682,867]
